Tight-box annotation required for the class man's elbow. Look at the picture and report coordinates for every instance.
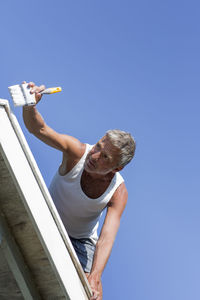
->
[27,125,45,137]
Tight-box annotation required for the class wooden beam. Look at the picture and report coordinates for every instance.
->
[0,211,41,300]
[0,99,92,299]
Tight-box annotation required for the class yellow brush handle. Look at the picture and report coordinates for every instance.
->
[41,87,62,94]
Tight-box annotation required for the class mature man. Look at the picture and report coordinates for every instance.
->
[23,82,136,300]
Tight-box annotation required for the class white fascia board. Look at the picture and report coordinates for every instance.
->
[0,100,92,299]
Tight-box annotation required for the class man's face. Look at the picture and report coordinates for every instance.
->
[84,135,121,175]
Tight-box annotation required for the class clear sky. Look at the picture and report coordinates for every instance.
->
[1,1,200,299]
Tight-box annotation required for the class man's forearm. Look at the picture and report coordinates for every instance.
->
[90,236,115,277]
[88,232,118,300]
[23,106,45,134]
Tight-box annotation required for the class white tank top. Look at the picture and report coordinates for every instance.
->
[49,144,124,244]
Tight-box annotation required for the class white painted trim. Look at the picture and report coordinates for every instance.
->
[0,100,92,299]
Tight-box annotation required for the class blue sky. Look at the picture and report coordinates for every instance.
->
[1,1,200,299]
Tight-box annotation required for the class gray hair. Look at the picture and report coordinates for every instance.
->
[106,129,136,168]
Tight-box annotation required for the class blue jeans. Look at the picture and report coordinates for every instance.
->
[69,236,96,273]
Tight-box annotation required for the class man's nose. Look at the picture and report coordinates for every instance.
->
[92,151,100,160]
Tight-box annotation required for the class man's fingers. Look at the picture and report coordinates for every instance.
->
[21,81,44,104]
[39,85,46,92]
[90,291,99,300]
[30,85,45,95]
[21,82,45,94]
[27,82,35,88]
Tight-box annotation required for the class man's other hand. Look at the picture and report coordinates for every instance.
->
[88,273,103,300]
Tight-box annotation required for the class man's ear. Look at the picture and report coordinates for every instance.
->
[112,166,124,173]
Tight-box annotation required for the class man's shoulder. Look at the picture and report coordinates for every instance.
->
[107,182,128,212]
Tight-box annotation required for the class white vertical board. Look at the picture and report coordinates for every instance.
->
[0,100,91,300]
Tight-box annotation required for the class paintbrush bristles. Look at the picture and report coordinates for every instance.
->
[8,84,36,106]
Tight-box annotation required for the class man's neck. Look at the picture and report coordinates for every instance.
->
[83,170,115,182]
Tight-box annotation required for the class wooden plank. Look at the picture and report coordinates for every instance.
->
[0,100,92,299]
[0,136,68,299]
[0,211,41,300]
[7,102,92,297]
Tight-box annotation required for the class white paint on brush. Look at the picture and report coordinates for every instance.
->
[8,84,36,106]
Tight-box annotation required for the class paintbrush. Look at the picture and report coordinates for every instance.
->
[8,83,62,106]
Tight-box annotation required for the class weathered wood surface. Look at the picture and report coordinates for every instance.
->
[0,151,66,299]
[0,248,23,300]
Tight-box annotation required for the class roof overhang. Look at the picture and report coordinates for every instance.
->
[0,100,92,299]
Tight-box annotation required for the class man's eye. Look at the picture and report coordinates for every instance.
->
[103,154,108,159]
[96,143,100,149]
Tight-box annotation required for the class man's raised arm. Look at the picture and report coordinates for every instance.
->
[23,82,85,160]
